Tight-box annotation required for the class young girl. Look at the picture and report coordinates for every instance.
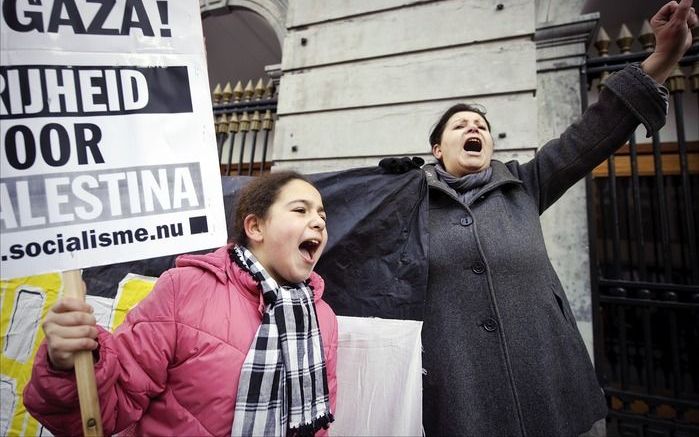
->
[24,171,338,436]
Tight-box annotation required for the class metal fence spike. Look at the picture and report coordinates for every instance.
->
[690,62,699,92]
[233,81,244,102]
[239,111,251,132]
[212,83,222,104]
[595,26,610,56]
[222,82,233,103]
[265,79,276,98]
[243,80,254,101]
[251,110,261,131]
[666,65,686,93]
[616,24,633,54]
[638,20,655,52]
[228,112,240,133]
[254,78,265,100]
[262,109,274,130]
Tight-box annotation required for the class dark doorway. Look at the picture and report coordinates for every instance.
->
[201,8,282,92]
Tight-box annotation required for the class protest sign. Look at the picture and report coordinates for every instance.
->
[0,0,227,279]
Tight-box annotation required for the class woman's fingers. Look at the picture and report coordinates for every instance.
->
[654,1,678,25]
[652,0,694,28]
[689,7,698,27]
[668,0,696,28]
[672,0,694,22]
[646,0,695,72]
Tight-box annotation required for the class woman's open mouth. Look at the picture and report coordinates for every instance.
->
[299,239,321,263]
[463,137,482,153]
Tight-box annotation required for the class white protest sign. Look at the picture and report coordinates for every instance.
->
[0,0,227,279]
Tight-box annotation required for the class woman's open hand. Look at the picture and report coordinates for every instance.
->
[642,0,698,83]
[42,297,99,370]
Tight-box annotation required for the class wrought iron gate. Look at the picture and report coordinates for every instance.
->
[584,24,699,437]
[211,77,278,176]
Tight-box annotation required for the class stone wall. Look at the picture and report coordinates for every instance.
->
[273,0,538,173]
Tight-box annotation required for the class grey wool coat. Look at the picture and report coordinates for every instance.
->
[421,64,667,437]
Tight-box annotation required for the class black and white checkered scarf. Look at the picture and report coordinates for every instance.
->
[230,245,333,436]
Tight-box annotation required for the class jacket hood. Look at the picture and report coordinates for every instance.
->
[175,245,326,302]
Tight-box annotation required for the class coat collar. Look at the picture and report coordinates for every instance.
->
[178,245,325,315]
[424,160,522,206]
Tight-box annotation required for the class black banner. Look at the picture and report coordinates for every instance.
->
[83,166,429,321]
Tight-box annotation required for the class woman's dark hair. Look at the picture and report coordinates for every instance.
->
[429,103,491,147]
[231,171,315,246]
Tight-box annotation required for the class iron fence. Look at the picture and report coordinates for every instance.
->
[211,78,277,176]
[584,21,699,437]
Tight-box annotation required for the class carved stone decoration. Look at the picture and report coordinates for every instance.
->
[200,0,288,45]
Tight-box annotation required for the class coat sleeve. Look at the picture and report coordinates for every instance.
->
[517,63,668,214]
[23,270,179,436]
[326,313,339,415]
[315,305,338,437]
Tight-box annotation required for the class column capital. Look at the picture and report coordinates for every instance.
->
[535,13,600,72]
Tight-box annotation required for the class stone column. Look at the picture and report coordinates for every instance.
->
[535,14,605,436]
[535,12,599,358]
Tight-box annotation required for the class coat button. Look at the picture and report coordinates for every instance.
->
[471,261,486,274]
[482,318,498,332]
[460,216,473,226]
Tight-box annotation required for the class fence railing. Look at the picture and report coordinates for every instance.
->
[211,78,278,176]
[584,20,699,437]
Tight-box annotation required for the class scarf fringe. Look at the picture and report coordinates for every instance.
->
[291,413,335,437]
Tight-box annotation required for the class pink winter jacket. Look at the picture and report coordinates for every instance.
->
[23,246,338,436]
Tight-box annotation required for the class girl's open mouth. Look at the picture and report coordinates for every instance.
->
[299,239,321,263]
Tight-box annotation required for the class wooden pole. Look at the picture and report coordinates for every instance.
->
[62,270,104,437]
